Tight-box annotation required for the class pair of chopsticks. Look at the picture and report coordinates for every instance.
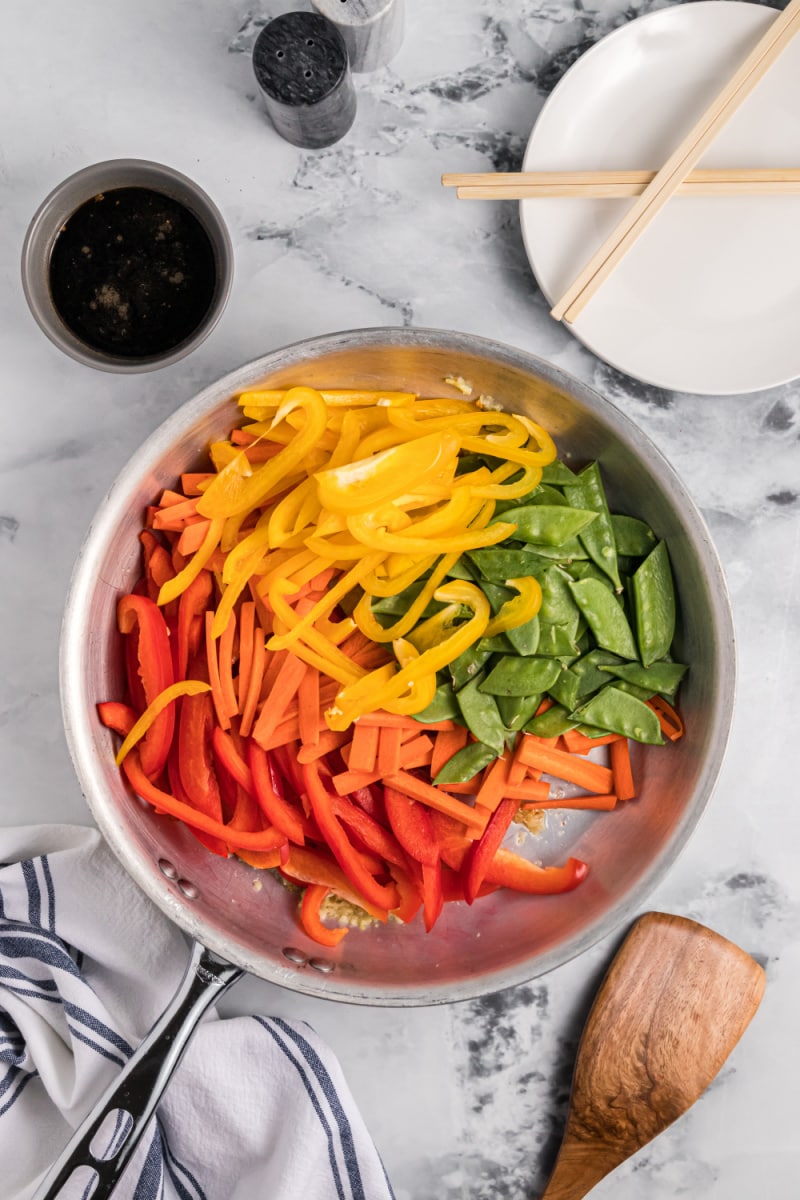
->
[443,169,800,199]
[446,0,800,324]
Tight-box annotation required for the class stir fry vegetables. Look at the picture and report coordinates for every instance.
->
[98,384,686,946]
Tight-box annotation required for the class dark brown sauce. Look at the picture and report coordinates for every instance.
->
[48,186,217,359]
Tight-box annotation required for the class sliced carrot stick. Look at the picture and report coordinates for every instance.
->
[474,754,511,814]
[399,734,434,769]
[181,472,214,496]
[502,780,550,801]
[522,793,618,812]
[355,712,457,732]
[646,695,684,741]
[177,519,213,557]
[436,777,483,795]
[349,722,379,773]
[430,726,469,779]
[153,497,200,529]
[205,611,230,730]
[296,729,351,764]
[158,488,188,507]
[378,726,403,777]
[332,768,382,795]
[252,653,308,748]
[516,738,614,794]
[610,737,636,800]
[507,739,529,786]
[240,627,266,739]
[561,729,621,755]
[298,666,321,748]
[238,602,256,712]
[384,770,486,830]
[218,610,238,719]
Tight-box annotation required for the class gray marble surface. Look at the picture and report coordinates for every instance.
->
[1,1,799,1196]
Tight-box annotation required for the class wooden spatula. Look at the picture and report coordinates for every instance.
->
[540,912,766,1200]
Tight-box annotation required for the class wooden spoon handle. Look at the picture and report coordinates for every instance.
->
[539,912,766,1200]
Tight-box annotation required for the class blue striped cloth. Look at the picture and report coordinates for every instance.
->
[0,826,395,1200]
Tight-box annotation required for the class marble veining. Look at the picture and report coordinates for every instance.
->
[1,1,799,1197]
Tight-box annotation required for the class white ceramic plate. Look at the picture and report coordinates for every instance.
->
[521,1,800,395]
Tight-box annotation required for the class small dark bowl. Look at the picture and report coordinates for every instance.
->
[20,159,233,373]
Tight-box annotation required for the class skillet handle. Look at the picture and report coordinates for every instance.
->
[33,940,243,1200]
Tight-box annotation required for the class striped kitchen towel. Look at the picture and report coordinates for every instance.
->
[0,825,394,1200]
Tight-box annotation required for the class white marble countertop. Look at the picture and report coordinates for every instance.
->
[1,1,799,1196]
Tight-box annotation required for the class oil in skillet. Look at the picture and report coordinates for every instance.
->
[48,187,217,360]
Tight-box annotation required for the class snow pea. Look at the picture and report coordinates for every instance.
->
[477,634,516,654]
[480,581,515,614]
[537,621,582,658]
[564,462,621,589]
[540,460,577,485]
[611,514,657,558]
[525,484,570,507]
[522,703,578,737]
[568,577,638,659]
[446,557,479,582]
[523,537,589,562]
[433,740,497,785]
[600,660,687,699]
[467,548,547,583]
[411,682,462,723]
[456,675,506,754]
[493,504,598,547]
[449,644,493,690]
[540,566,582,629]
[566,559,625,592]
[632,541,676,667]
[497,692,543,732]
[548,666,581,712]
[571,649,626,700]
[506,614,540,656]
[479,655,562,697]
[572,685,663,744]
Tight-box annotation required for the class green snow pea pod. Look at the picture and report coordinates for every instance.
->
[611,514,657,558]
[600,660,687,699]
[571,649,626,700]
[522,703,577,737]
[491,504,598,547]
[480,581,515,613]
[632,541,676,667]
[572,685,663,744]
[564,462,621,589]
[568,577,638,659]
[477,634,516,654]
[497,692,543,732]
[548,666,581,712]
[456,676,506,754]
[433,740,497,785]
[537,621,582,658]
[611,679,654,702]
[449,645,493,690]
[479,655,562,697]
[467,548,547,583]
[412,682,462,723]
[371,578,427,615]
[446,557,479,582]
[523,537,589,562]
[506,613,540,656]
[566,560,625,591]
[525,484,570,507]
[540,566,582,629]
[540,460,577,486]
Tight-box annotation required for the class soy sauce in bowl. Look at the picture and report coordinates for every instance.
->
[49,187,217,360]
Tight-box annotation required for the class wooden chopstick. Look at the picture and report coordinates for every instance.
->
[443,169,800,198]
[549,0,800,324]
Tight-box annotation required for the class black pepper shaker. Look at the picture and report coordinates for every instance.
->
[252,11,356,149]
[311,0,404,73]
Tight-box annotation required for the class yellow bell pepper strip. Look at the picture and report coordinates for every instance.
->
[345,512,516,557]
[239,388,417,410]
[379,638,438,715]
[470,462,543,501]
[459,435,554,469]
[326,582,490,728]
[514,414,559,462]
[314,431,460,515]
[157,517,225,607]
[315,612,357,645]
[361,555,438,597]
[114,680,212,766]
[404,603,462,654]
[211,513,273,638]
[268,577,367,683]
[268,477,317,548]
[353,552,460,643]
[267,553,383,652]
[198,387,328,520]
[483,576,543,637]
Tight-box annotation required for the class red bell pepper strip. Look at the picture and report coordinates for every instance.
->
[121,748,294,851]
[117,594,175,779]
[421,860,444,931]
[97,701,136,738]
[300,885,349,947]
[212,726,254,795]
[139,530,175,606]
[271,741,305,798]
[248,742,309,846]
[463,796,518,905]
[283,846,389,922]
[485,849,588,895]
[168,739,227,858]
[440,866,499,904]
[387,862,422,924]
[301,762,400,913]
[384,786,439,868]
[176,570,213,681]
[328,793,406,867]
